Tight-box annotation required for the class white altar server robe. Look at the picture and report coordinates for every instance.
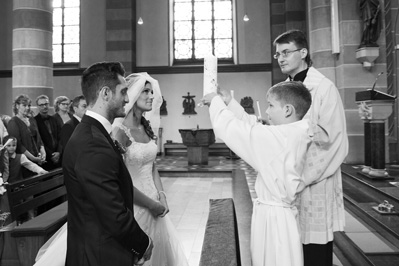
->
[209,96,311,266]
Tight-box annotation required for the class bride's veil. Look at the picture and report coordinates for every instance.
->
[112,72,163,138]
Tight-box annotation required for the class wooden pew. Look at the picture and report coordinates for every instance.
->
[199,198,241,266]
[0,168,67,266]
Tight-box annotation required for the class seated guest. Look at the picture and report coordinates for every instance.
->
[7,94,46,166]
[1,136,47,222]
[2,136,47,183]
[35,95,62,170]
[60,95,87,150]
[53,96,73,127]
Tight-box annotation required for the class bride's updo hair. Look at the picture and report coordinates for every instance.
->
[141,116,157,141]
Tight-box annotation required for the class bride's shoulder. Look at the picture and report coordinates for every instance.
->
[112,124,133,146]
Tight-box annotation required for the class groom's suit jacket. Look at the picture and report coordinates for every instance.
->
[63,115,149,266]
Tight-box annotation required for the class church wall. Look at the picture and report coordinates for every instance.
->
[136,0,271,66]
[134,0,272,147]
[0,0,273,151]
[152,71,271,145]
[81,0,107,67]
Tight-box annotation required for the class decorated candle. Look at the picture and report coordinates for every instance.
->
[203,55,218,95]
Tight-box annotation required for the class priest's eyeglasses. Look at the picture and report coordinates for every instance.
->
[273,48,302,59]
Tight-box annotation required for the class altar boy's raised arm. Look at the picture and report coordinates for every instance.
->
[209,95,280,171]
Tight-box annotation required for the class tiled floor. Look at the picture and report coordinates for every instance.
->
[158,156,249,265]
[157,156,347,266]
[158,156,398,266]
[162,176,233,266]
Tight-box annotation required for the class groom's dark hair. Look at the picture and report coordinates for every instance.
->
[81,61,125,106]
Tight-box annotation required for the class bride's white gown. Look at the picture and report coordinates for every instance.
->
[34,125,188,266]
[121,125,188,266]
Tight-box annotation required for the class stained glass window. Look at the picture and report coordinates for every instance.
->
[173,0,233,63]
[53,0,80,64]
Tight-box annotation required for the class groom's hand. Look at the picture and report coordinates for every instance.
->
[142,237,154,262]
[133,238,153,265]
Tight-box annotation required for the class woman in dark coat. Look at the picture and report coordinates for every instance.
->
[7,94,46,166]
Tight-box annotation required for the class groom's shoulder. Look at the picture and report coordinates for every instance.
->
[73,121,107,144]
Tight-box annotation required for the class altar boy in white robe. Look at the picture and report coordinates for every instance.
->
[202,81,312,266]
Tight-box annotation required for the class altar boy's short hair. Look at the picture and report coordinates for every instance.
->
[267,81,312,119]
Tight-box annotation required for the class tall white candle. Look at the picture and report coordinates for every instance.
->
[203,55,218,95]
[230,90,234,99]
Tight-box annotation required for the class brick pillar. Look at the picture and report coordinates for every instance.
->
[12,0,53,102]
[307,0,337,81]
[105,0,136,73]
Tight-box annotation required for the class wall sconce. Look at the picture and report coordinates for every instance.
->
[356,46,379,70]
[243,14,249,22]
[137,17,143,25]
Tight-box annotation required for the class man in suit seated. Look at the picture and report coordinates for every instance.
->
[60,95,87,150]
[35,95,62,170]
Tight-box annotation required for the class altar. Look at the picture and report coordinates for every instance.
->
[179,128,215,165]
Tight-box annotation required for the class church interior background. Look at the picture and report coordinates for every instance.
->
[1,0,399,265]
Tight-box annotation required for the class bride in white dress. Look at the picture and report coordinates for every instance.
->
[34,73,188,266]
[113,73,188,266]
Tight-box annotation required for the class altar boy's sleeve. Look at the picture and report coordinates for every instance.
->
[209,96,282,171]
[227,98,258,125]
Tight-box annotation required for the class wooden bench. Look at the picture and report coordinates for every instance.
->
[199,198,241,266]
[163,142,231,156]
[0,168,67,266]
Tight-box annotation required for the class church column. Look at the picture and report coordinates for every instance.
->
[12,0,53,103]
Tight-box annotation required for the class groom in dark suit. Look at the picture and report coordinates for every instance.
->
[63,62,153,266]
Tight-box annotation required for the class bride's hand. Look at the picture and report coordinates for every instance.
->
[148,201,166,217]
[158,194,169,217]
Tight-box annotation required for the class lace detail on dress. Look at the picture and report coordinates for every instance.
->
[117,124,159,216]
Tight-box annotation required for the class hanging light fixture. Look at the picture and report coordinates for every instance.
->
[137,17,143,25]
[243,14,249,22]
[137,0,143,25]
